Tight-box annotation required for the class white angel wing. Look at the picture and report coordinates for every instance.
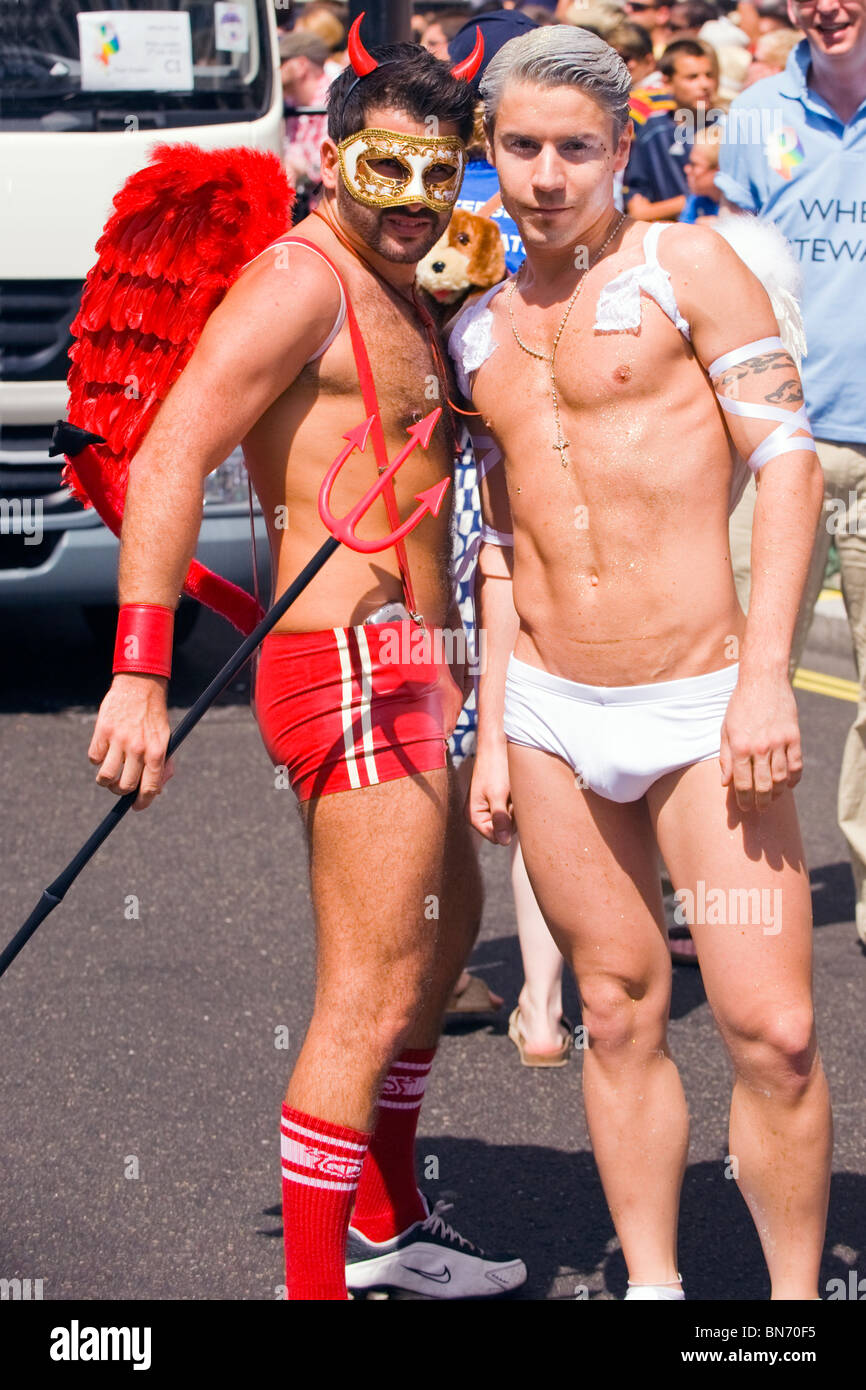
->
[711,208,807,367]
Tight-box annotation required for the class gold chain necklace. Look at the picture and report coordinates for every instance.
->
[506,213,626,468]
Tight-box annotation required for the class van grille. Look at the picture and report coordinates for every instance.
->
[0,279,82,381]
[0,423,81,512]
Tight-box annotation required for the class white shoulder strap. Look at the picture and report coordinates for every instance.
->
[642,221,666,266]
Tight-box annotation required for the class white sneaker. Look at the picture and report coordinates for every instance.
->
[346,1197,527,1299]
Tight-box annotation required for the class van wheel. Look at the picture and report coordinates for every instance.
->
[83,600,200,650]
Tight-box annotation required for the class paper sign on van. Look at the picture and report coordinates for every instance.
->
[215,2,249,54]
[77,11,194,92]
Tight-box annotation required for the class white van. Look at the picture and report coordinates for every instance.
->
[0,0,284,635]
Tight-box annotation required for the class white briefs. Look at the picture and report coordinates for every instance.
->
[504,654,739,802]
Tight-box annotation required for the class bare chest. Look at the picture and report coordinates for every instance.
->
[301,282,454,440]
[474,288,690,429]
[470,289,721,519]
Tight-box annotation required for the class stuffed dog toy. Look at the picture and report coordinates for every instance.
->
[416,206,506,314]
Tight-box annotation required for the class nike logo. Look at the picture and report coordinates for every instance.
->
[401,1263,451,1283]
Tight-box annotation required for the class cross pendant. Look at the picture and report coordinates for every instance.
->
[554,437,570,467]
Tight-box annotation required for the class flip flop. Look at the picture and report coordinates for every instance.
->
[445,973,503,1018]
[508,1007,573,1067]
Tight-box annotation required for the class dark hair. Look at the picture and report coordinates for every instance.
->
[426,8,475,41]
[327,42,477,144]
[658,37,718,78]
[670,0,719,26]
[608,20,654,62]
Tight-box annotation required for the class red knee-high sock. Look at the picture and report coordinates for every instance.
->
[350,1048,435,1243]
[280,1103,371,1300]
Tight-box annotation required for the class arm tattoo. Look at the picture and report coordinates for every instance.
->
[765,378,804,405]
[712,350,802,403]
[709,342,816,474]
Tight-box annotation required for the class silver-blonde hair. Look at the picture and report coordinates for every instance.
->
[480,24,633,142]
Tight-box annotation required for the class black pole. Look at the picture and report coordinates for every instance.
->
[0,536,339,981]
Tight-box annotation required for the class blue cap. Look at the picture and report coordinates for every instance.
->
[447,9,539,89]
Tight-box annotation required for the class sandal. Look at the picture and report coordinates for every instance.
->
[508,1007,573,1067]
[668,924,699,966]
[445,972,503,1018]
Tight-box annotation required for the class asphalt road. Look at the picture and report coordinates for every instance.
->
[1,601,863,1302]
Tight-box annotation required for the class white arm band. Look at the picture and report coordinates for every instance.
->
[479,522,514,547]
[471,430,513,545]
[708,335,818,474]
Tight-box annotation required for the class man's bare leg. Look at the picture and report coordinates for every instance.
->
[275,769,454,1297]
[404,757,485,1048]
[508,741,688,1286]
[290,767,452,1129]
[287,759,526,1297]
[648,760,832,1300]
[334,761,485,1250]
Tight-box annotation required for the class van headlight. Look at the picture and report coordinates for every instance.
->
[203,448,249,506]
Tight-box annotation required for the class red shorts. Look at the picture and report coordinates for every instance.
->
[253,621,453,801]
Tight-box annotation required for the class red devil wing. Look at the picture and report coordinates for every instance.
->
[64,143,294,634]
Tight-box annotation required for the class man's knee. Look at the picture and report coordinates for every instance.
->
[311,986,422,1061]
[725,1003,818,1099]
[579,973,667,1056]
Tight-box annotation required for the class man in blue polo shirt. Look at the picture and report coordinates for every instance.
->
[717,0,866,948]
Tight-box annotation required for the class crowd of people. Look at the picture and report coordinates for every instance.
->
[277,2,808,221]
[91,1,864,1298]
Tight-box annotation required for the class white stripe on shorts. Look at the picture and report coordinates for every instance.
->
[334,628,362,789]
[354,625,380,788]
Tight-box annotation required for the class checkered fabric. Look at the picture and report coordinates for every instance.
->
[448,439,482,765]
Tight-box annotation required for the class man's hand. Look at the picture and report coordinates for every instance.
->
[88,674,174,811]
[719,673,803,814]
[469,740,514,844]
[625,192,686,223]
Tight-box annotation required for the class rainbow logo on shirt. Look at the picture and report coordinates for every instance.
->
[96,23,120,66]
[765,125,804,181]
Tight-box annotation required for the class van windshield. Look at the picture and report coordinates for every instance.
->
[1,0,273,128]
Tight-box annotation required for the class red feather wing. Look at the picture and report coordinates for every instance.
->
[63,143,294,634]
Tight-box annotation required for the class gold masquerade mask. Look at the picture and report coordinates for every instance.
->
[337,128,466,213]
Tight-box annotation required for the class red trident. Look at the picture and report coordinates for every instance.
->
[318,408,450,552]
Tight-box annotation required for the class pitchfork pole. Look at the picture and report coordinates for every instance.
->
[0,535,340,980]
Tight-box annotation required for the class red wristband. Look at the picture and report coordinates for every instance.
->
[113,603,174,679]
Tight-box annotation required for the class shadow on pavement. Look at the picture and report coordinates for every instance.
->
[258,1149,864,1300]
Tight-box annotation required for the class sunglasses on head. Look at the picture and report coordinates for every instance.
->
[626,2,657,10]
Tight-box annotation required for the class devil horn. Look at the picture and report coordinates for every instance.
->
[347,12,378,77]
[450,26,484,82]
